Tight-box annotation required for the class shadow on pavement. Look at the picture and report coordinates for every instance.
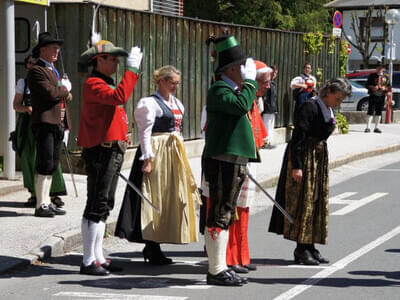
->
[251,276,400,287]
[0,210,31,217]
[349,270,400,281]
[59,276,205,290]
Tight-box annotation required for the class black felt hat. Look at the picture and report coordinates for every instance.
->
[213,35,246,73]
[32,32,64,58]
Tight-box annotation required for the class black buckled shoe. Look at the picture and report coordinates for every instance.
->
[206,270,243,286]
[48,203,66,215]
[294,249,319,265]
[99,259,123,272]
[374,128,382,133]
[311,249,329,264]
[80,262,110,276]
[34,204,55,218]
[229,264,249,273]
[51,196,65,208]
[244,263,257,271]
[227,269,248,284]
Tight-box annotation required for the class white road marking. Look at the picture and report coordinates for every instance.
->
[331,192,387,215]
[53,292,187,299]
[273,225,400,300]
[329,192,357,204]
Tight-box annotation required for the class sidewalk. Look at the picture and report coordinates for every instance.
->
[1,123,400,274]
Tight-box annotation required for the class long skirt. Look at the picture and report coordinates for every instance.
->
[16,113,66,196]
[115,132,201,244]
[268,138,329,245]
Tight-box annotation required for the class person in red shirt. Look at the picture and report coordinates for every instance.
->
[77,39,142,276]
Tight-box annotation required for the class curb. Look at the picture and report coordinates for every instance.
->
[2,144,400,274]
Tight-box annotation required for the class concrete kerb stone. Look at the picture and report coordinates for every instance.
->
[3,143,400,274]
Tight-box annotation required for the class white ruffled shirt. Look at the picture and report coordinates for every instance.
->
[134,91,184,160]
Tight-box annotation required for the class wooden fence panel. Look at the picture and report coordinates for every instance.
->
[49,4,340,149]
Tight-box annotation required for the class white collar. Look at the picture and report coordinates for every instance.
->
[221,74,240,92]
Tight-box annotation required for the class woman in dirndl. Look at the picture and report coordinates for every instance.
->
[268,78,351,265]
[115,65,201,264]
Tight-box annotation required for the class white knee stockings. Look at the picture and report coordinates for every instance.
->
[205,227,229,275]
[81,218,106,266]
[34,174,52,209]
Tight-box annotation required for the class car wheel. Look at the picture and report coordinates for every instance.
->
[357,98,369,111]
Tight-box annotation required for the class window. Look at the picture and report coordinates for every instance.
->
[15,18,30,53]
[360,17,385,42]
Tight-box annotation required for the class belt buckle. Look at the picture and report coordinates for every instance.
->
[101,142,113,148]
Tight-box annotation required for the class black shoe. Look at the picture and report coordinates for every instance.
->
[244,263,257,271]
[80,262,110,276]
[374,128,382,133]
[143,244,173,265]
[48,203,66,215]
[311,249,329,264]
[206,270,243,286]
[227,269,248,284]
[34,204,55,218]
[99,259,123,272]
[294,249,319,265]
[51,196,65,208]
[24,196,37,207]
[364,128,371,133]
[229,264,249,273]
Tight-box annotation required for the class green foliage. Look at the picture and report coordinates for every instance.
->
[339,40,350,77]
[335,113,349,134]
[184,0,332,33]
[303,31,324,55]
[328,35,336,54]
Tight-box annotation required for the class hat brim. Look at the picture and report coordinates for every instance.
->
[216,58,246,73]
[78,44,129,72]
[32,39,64,58]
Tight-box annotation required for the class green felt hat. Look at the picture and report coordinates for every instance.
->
[78,40,128,73]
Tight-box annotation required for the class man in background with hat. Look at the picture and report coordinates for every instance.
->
[203,35,258,286]
[77,37,142,276]
[27,32,72,218]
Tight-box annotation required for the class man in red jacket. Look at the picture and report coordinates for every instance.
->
[77,39,142,276]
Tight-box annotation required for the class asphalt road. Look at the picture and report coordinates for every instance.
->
[1,152,400,300]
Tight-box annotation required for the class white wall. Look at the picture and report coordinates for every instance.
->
[342,9,400,69]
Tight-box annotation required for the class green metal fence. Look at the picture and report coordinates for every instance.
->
[48,4,340,149]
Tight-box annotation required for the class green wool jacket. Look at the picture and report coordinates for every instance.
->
[204,79,258,159]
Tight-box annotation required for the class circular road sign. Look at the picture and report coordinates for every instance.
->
[333,11,343,28]
[346,43,351,54]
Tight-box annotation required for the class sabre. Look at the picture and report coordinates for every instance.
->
[118,172,160,214]
[246,171,294,224]
[63,142,78,198]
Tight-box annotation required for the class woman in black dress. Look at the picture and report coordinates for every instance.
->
[269,78,351,265]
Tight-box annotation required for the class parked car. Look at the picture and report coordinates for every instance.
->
[340,80,369,111]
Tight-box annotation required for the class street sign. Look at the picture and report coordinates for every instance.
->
[332,27,342,37]
[333,11,343,28]
[346,44,351,54]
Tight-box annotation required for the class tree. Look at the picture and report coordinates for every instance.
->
[184,0,332,33]
[342,7,388,68]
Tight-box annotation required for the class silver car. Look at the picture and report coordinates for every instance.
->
[340,80,369,111]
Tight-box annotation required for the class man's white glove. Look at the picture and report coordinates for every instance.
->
[240,58,257,81]
[63,129,69,146]
[61,78,72,92]
[127,46,143,69]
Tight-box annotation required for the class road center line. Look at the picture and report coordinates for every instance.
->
[274,225,400,300]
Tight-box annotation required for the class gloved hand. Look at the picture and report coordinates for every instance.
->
[127,46,143,70]
[61,78,72,92]
[63,129,69,146]
[240,58,257,81]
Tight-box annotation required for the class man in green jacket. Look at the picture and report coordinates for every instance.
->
[203,35,258,286]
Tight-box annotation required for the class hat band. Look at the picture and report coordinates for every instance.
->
[216,36,238,53]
